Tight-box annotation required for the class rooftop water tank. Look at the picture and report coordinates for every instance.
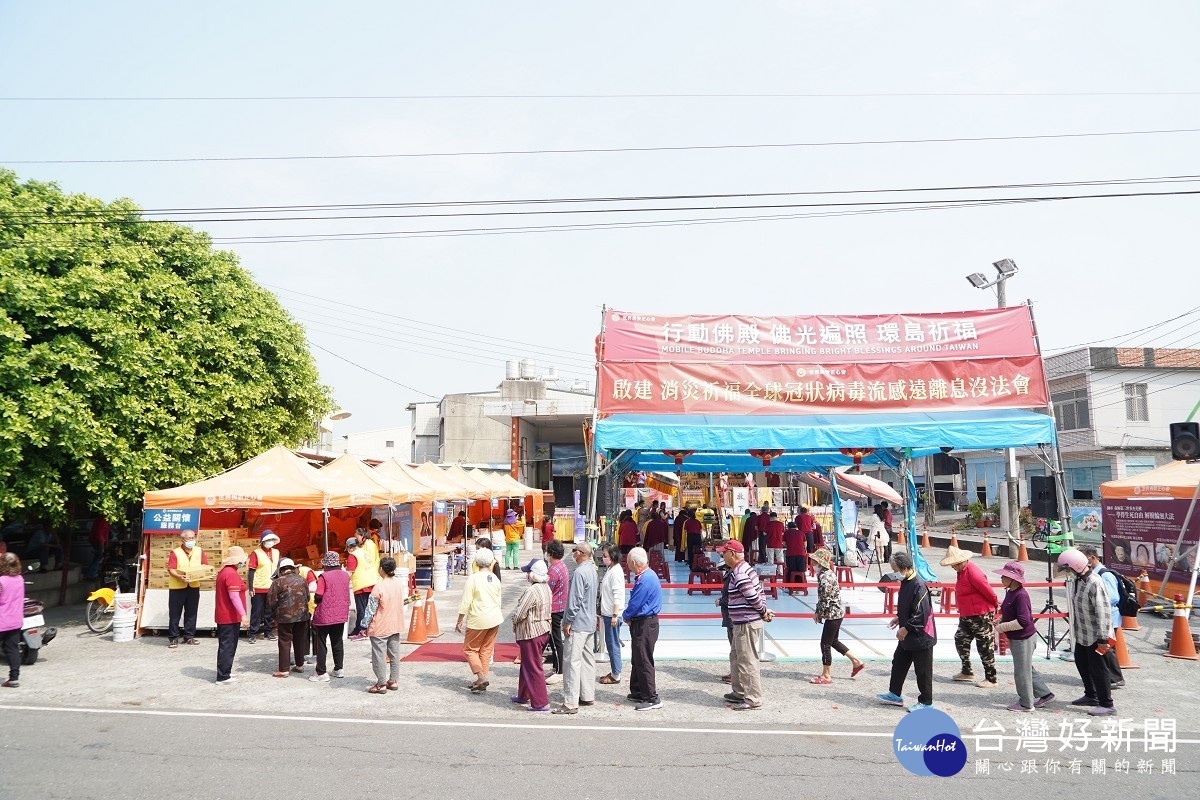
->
[519,358,537,380]
[505,360,519,380]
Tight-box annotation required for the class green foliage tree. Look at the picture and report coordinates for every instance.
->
[0,170,333,524]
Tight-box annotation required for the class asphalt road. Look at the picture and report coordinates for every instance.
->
[0,704,1195,800]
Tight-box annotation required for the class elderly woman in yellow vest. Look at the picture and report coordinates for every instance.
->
[346,536,380,641]
[167,529,209,648]
[502,509,524,570]
[457,547,504,693]
[246,531,281,644]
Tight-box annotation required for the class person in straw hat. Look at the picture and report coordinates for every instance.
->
[994,561,1054,712]
[213,546,249,686]
[940,545,999,688]
[809,548,865,685]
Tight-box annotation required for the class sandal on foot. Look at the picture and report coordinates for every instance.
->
[272,671,289,678]
[810,675,833,685]
[598,674,621,685]
[386,681,398,691]
[720,674,732,684]
[469,680,490,694]
[368,684,388,694]
[851,662,866,678]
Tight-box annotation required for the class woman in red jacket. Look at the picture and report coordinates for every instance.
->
[617,510,639,555]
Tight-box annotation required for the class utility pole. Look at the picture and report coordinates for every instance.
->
[966,259,1022,558]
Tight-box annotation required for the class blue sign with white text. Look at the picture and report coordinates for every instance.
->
[143,508,202,533]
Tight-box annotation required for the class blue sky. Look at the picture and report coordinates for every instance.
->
[2,2,1199,433]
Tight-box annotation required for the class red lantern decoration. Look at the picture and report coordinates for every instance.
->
[838,447,876,472]
[662,449,695,466]
[748,448,785,467]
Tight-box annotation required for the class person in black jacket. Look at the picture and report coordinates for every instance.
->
[876,551,936,711]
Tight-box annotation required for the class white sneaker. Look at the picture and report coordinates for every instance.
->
[331,669,345,678]
[215,677,238,686]
[545,673,562,685]
[309,673,331,683]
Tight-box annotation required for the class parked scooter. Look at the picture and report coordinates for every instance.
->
[19,593,56,665]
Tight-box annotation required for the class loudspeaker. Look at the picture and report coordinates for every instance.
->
[1030,475,1057,518]
[1170,422,1200,461]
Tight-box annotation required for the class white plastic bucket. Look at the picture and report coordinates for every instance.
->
[524,527,534,550]
[398,568,410,594]
[112,595,138,643]
[432,554,449,591]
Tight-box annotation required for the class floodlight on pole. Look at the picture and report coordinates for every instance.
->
[966,272,990,289]
[993,258,1019,278]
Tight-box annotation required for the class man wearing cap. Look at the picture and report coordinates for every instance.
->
[503,509,524,570]
[941,545,1000,688]
[166,529,208,648]
[268,558,310,678]
[246,531,281,643]
[553,542,598,715]
[1058,547,1116,716]
[623,547,663,711]
[214,546,249,686]
[346,535,379,640]
[718,540,775,710]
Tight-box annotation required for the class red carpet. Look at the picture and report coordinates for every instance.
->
[400,642,520,663]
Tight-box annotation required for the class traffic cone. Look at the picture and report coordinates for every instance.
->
[949,532,959,549]
[1017,536,1029,563]
[896,527,906,547]
[1121,607,1140,631]
[1113,627,1139,669]
[424,588,443,639]
[981,533,993,558]
[405,599,428,645]
[1164,595,1199,661]
[921,526,931,549]
[1137,571,1151,607]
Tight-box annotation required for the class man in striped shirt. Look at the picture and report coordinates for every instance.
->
[717,540,774,710]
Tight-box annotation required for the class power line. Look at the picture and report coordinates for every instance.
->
[268,284,596,363]
[6,173,1196,217]
[3,91,1199,100]
[306,341,438,399]
[7,127,1200,165]
[1044,304,1200,353]
[14,188,1200,226]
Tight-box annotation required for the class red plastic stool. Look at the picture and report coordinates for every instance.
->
[787,569,809,596]
[836,566,855,585]
[882,585,898,615]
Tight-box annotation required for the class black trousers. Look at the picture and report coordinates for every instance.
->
[277,620,308,672]
[249,593,272,636]
[167,587,200,640]
[629,615,660,702]
[1,628,20,682]
[352,593,369,635]
[820,618,850,666]
[547,611,565,673]
[1104,648,1124,683]
[215,623,239,681]
[786,554,807,578]
[889,645,933,705]
[1074,642,1114,707]
[313,623,345,675]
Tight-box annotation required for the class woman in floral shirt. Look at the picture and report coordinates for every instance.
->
[810,548,865,685]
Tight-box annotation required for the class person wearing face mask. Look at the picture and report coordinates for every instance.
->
[214,546,249,686]
[166,529,208,648]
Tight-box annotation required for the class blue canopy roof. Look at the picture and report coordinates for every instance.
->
[595,408,1056,472]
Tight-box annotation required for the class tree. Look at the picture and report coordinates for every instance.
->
[0,170,333,524]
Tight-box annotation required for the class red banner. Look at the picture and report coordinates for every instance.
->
[600,307,1038,364]
[597,358,1047,415]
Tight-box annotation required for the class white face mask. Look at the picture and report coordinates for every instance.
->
[182,540,195,549]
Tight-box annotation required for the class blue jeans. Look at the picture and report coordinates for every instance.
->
[603,619,623,678]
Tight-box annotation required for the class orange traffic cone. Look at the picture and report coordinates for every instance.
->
[1113,627,1139,669]
[405,599,428,645]
[1137,571,1151,607]
[949,532,959,549]
[921,526,931,549]
[1164,595,1199,661]
[981,533,993,558]
[896,527,906,547]
[424,588,443,639]
[1121,607,1140,631]
[1017,536,1029,563]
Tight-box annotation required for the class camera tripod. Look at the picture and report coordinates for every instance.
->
[1037,552,1069,660]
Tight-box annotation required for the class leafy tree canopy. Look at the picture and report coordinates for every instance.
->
[0,170,333,524]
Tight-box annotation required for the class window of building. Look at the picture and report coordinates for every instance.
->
[1051,389,1090,430]
[385,440,395,448]
[1123,383,1149,422]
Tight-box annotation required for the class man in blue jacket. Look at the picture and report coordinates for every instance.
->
[623,547,663,711]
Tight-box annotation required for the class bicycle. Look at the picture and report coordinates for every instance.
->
[85,544,138,634]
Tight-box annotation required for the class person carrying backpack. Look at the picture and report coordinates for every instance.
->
[1081,545,1127,688]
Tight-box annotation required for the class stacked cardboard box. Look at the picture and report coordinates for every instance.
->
[146,529,251,591]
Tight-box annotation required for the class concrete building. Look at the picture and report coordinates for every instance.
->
[960,347,1200,508]
[338,426,412,462]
